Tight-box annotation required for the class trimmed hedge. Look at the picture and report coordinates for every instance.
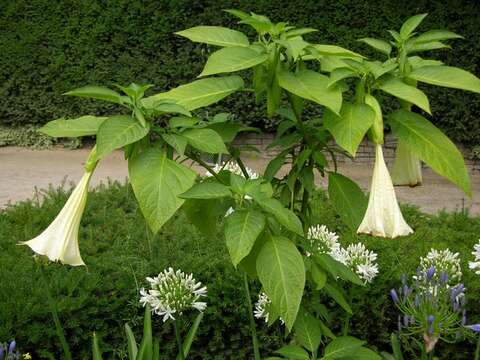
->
[1,0,479,145]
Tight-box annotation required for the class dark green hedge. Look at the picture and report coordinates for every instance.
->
[1,0,479,145]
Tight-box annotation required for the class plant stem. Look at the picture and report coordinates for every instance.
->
[38,264,72,360]
[475,334,480,360]
[174,321,185,360]
[189,152,224,184]
[243,272,261,360]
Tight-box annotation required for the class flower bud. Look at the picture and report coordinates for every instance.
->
[390,289,399,303]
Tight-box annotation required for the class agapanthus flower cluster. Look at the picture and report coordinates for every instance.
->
[0,341,30,360]
[418,249,462,284]
[340,243,379,284]
[139,267,207,322]
[390,266,469,353]
[305,225,378,284]
[254,292,283,325]
[206,161,259,179]
[468,239,480,275]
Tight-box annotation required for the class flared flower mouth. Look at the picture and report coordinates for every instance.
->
[20,171,93,266]
[357,144,413,238]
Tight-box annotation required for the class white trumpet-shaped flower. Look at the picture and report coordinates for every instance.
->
[357,144,413,238]
[21,171,94,266]
[392,141,422,186]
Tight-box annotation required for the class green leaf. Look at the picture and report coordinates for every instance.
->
[357,38,392,56]
[129,148,197,233]
[379,78,431,114]
[278,69,342,114]
[279,36,310,60]
[176,312,204,360]
[257,198,303,236]
[39,116,107,138]
[124,324,138,360]
[183,198,230,237]
[408,65,480,93]
[137,306,153,360]
[96,115,149,159]
[309,44,364,59]
[328,173,368,230]
[200,46,267,77]
[414,30,463,44]
[264,154,287,181]
[311,262,327,290]
[351,347,382,360]
[176,26,249,47]
[257,236,306,330]
[182,128,228,154]
[324,283,352,314]
[315,254,363,286]
[170,116,198,128]
[400,13,428,39]
[294,308,322,352]
[389,109,471,195]
[207,122,256,143]
[322,336,366,359]
[275,345,310,360]
[143,76,244,111]
[161,133,187,156]
[324,103,375,156]
[328,68,357,88]
[407,40,449,53]
[150,101,191,116]
[92,332,103,360]
[64,85,125,104]
[225,210,266,266]
[180,182,232,199]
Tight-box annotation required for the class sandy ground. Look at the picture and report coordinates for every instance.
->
[0,146,478,215]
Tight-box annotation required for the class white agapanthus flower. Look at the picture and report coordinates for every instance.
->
[419,249,462,283]
[305,225,345,263]
[357,144,413,238]
[139,267,207,322]
[21,170,94,266]
[340,243,379,284]
[205,161,259,179]
[254,292,284,324]
[469,240,480,275]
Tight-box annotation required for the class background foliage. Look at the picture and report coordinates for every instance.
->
[1,183,479,359]
[1,0,479,146]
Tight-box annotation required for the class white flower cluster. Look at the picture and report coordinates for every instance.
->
[340,243,379,284]
[206,161,259,179]
[420,249,462,283]
[306,225,378,284]
[254,292,284,324]
[469,240,480,275]
[139,267,207,322]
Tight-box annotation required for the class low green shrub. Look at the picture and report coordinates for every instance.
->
[0,183,479,359]
[0,125,81,149]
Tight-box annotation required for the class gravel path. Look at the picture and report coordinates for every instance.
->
[0,146,478,215]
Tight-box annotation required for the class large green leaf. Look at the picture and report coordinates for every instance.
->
[324,283,352,314]
[294,308,322,353]
[64,86,125,104]
[96,115,149,158]
[142,76,244,111]
[257,198,303,236]
[379,78,431,114]
[389,109,471,195]
[409,66,480,93]
[400,13,428,39]
[357,38,392,56]
[199,47,267,77]
[176,26,249,47]
[322,336,365,359]
[39,116,107,137]
[225,210,266,266]
[180,182,232,199]
[278,69,342,114]
[161,133,187,156]
[128,148,197,233]
[182,128,228,154]
[257,236,305,330]
[183,198,230,237]
[309,44,364,59]
[328,173,367,230]
[414,30,463,44]
[324,103,375,156]
[275,345,309,360]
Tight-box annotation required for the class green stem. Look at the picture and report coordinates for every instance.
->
[475,334,480,360]
[174,321,185,360]
[38,264,72,360]
[189,152,225,184]
[243,272,261,360]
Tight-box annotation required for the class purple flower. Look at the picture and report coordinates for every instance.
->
[390,289,399,303]
[461,311,467,326]
[427,315,435,325]
[451,284,465,299]
[439,271,448,284]
[465,324,480,332]
[427,266,435,281]
[8,341,15,354]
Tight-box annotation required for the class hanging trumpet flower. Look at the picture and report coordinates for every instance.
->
[357,95,413,238]
[20,148,98,266]
[392,141,422,187]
